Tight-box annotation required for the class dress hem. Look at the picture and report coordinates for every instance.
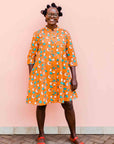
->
[26,97,78,106]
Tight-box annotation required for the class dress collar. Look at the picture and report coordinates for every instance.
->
[44,25,59,31]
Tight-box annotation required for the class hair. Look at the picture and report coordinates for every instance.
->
[41,2,63,17]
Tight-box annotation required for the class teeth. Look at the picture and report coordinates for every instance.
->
[50,19,54,21]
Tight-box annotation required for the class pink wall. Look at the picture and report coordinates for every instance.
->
[0,0,114,127]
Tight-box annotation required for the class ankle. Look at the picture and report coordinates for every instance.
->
[71,133,77,138]
[38,133,45,137]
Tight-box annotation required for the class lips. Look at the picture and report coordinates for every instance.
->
[49,19,54,22]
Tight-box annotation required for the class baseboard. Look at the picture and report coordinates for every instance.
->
[0,127,114,134]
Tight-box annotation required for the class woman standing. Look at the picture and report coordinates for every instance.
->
[26,3,84,144]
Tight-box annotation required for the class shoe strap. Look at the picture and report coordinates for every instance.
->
[71,136,78,142]
[37,136,45,140]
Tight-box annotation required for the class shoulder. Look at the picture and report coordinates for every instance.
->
[59,27,71,36]
[32,27,45,37]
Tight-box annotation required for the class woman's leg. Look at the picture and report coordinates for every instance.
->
[36,105,47,138]
[61,101,81,144]
[61,101,76,138]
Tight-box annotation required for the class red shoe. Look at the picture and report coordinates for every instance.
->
[70,136,84,144]
[37,136,45,144]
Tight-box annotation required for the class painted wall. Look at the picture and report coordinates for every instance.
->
[0,0,114,127]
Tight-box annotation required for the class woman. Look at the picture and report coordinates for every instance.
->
[26,3,84,144]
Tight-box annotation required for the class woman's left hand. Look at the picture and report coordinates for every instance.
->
[70,78,78,91]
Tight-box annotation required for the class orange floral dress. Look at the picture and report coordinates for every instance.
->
[26,25,78,106]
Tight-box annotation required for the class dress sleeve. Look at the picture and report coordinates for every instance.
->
[65,30,78,67]
[27,32,39,64]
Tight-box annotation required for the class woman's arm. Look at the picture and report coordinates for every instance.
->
[70,66,78,91]
[70,66,77,80]
[65,30,78,91]
[65,30,78,67]
[27,31,39,65]
[27,31,39,74]
[28,64,34,74]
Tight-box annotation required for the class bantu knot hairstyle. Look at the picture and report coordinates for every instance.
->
[41,2,63,17]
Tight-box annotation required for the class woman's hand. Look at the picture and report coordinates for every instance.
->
[69,66,78,91]
[70,78,78,91]
[28,64,34,75]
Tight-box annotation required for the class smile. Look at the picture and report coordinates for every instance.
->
[49,19,55,22]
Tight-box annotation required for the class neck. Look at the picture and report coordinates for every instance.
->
[46,24,57,31]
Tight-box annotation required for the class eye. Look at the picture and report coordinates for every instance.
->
[47,13,58,17]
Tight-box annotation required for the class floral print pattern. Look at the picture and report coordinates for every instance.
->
[26,25,78,106]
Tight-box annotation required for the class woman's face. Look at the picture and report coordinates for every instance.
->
[45,7,59,25]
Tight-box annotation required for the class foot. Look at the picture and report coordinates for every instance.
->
[37,134,45,143]
[70,135,82,144]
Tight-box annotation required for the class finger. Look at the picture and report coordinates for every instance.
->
[71,85,75,91]
[73,85,77,91]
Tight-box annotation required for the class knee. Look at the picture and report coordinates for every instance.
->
[61,101,74,111]
[37,105,47,111]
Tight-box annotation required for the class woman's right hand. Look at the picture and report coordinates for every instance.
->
[28,64,34,74]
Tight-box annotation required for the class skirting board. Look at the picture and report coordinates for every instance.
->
[0,127,114,134]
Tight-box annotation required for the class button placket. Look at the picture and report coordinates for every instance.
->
[50,30,58,89]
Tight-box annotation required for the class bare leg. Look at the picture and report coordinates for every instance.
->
[61,101,80,144]
[36,105,47,142]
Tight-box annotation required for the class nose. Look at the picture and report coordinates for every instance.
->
[50,15,54,18]
[50,14,55,18]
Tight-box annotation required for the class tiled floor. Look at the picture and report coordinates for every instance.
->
[0,134,114,144]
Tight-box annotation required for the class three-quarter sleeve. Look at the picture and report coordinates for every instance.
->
[27,32,39,64]
[65,30,78,67]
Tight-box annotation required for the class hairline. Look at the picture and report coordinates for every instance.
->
[46,7,59,14]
